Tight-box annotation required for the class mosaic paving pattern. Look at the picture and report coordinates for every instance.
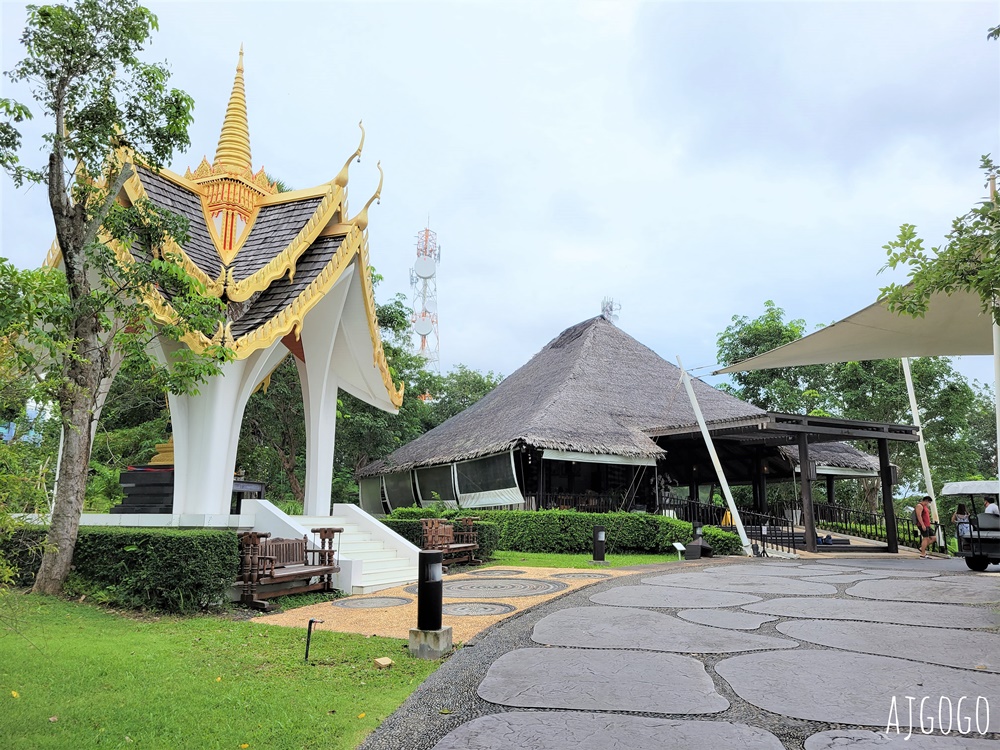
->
[405,578,569,598]
[800,573,889,584]
[332,596,411,609]
[743,596,1000,628]
[847,577,1000,605]
[703,563,861,577]
[716,650,1000,731]
[677,608,777,630]
[431,712,785,750]
[478,648,728,713]
[590,584,761,609]
[806,730,1000,749]
[777,619,1000,672]
[442,602,517,616]
[465,569,526,576]
[532,606,797,653]
[642,571,838,596]
[550,572,613,580]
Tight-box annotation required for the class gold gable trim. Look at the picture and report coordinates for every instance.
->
[357,229,405,408]
[225,181,345,302]
[229,228,360,356]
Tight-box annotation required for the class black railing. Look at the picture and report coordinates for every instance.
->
[539,493,640,513]
[776,501,925,550]
[735,508,798,555]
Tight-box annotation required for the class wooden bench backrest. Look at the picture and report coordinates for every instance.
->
[263,536,308,566]
[422,518,455,550]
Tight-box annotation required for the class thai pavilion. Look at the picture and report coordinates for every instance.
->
[49,50,402,520]
[359,314,921,553]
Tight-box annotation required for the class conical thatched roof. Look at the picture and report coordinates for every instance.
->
[360,317,766,477]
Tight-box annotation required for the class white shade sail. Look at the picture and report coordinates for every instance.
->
[715,289,992,373]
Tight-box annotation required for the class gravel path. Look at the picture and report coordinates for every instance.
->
[358,557,1000,750]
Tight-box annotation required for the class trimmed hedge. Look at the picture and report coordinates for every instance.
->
[0,523,48,587]
[2,526,239,613]
[71,528,239,612]
[384,508,743,556]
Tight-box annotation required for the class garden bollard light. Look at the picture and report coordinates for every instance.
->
[305,618,323,662]
[417,550,443,632]
[592,525,606,563]
[410,550,452,659]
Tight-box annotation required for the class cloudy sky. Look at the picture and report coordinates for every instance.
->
[2,0,998,389]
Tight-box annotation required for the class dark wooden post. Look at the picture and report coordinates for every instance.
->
[537,453,545,509]
[826,475,835,504]
[798,434,817,553]
[751,451,762,512]
[878,438,898,553]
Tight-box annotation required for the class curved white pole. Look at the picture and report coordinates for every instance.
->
[677,356,753,556]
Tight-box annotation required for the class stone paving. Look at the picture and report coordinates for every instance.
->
[358,557,1000,750]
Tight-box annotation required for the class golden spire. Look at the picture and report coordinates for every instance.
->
[213,45,252,174]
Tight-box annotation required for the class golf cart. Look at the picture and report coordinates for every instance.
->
[941,481,1000,572]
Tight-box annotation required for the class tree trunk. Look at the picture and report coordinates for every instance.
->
[32,390,97,594]
[32,321,103,594]
[275,445,304,504]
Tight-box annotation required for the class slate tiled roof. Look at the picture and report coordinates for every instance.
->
[229,235,345,338]
[136,167,221,280]
[229,198,324,282]
[360,317,766,476]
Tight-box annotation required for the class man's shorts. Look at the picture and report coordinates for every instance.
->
[921,527,935,538]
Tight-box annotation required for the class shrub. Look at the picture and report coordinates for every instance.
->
[69,528,239,612]
[702,526,744,556]
[466,520,499,559]
[382,518,422,547]
[382,508,742,556]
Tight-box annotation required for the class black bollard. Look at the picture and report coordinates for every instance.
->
[417,550,443,632]
[305,618,323,662]
[593,526,606,563]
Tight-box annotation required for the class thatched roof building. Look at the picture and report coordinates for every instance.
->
[358,316,892,515]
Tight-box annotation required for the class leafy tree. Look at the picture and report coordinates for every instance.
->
[426,364,503,427]
[881,157,1000,325]
[0,0,232,594]
[238,357,306,504]
[716,301,829,414]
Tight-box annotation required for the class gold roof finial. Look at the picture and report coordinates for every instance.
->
[334,121,365,188]
[350,161,383,232]
[213,46,252,175]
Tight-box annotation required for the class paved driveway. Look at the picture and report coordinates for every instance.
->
[359,557,1000,750]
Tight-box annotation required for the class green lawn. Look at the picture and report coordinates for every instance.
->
[0,596,437,750]
[483,550,682,569]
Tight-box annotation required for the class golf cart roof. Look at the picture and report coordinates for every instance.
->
[940,481,1000,496]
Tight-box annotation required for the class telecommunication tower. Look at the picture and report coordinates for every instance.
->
[409,226,441,371]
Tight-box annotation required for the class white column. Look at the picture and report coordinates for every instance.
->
[296,266,354,517]
[155,337,287,515]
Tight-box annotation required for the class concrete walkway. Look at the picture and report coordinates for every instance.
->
[358,557,1000,750]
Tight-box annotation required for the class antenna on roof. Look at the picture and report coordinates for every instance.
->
[601,297,621,325]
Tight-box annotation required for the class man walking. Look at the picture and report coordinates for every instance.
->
[916,495,935,559]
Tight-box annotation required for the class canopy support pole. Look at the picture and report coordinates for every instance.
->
[798,435,818,553]
[677,357,752,556]
[994,319,1000,486]
[878,438,899,553]
[901,357,944,550]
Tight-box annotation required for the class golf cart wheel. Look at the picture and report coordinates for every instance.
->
[965,556,990,572]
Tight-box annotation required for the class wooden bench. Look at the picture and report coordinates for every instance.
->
[421,518,480,570]
[238,527,342,610]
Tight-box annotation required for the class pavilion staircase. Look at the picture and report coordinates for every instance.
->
[243,499,418,595]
